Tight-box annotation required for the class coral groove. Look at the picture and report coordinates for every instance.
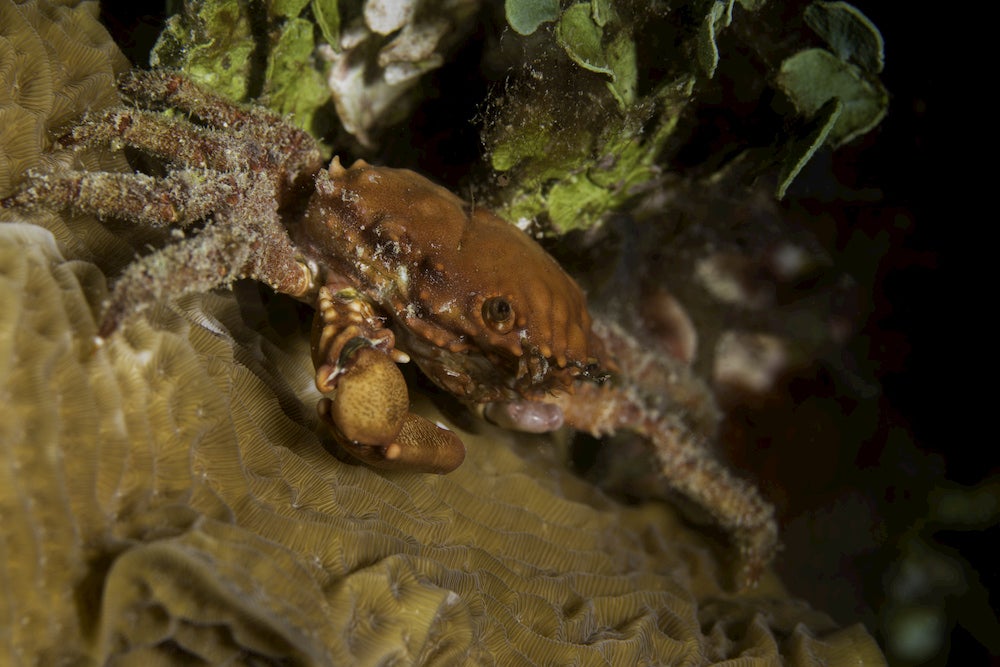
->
[0,221,885,665]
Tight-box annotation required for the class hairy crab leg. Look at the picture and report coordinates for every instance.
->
[62,108,238,171]
[114,70,323,181]
[537,318,780,587]
[312,283,465,474]
[553,382,777,588]
[97,215,312,337]
[2,161,314,338]
[58,71,324,203]
[116,69,277,128]
[1,169,241,227]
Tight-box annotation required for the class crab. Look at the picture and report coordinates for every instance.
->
[1,69,777,586]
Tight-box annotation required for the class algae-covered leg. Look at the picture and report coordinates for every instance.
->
[98,198,313,338]
[1,165,314,334]
[552,380,778,589]
[641,423,778,588]
[96,221,249,336]
[60,107,239,172]
[59,105,321,203]
[116,69,301,141]
[90,174,313,338]
[116,69,272,129]
[311,283,465,474]
[0,169,240,228]
[113,69,324,188]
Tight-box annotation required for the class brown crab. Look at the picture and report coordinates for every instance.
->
[1,70,776,585]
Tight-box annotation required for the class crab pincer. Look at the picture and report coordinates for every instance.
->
[311,285,465,473]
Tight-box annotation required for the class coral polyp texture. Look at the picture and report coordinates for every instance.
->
[0,0,135,269]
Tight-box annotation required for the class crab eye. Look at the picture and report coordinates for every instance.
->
[482,296,514,333]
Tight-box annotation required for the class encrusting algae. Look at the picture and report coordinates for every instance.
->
[0,0,887,664]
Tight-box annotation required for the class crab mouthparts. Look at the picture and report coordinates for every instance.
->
[514,347,608,388]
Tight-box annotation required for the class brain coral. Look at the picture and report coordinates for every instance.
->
[0,0,886,665]
[0,221,885,665]
[0,0,145,271]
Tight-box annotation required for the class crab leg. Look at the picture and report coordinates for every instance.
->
[2,169,241,227]
[2,163,314,338]
[72,107,228,165]
[56,71,324,196]
[311,282,465,474]
[116,69,275,128]
[100,220,310,337]
[553,381,777,588]
[116,69,305,146]
[117,69,325,193]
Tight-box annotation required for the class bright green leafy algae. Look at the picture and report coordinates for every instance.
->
[804,0,884,73]
[488,0,889,228]
[505,0,559,36]
[311,0,341,50]
[151,0,332,139]
[264,17,330,133]
[488,76,693,233]
[776,47,888,148]
[772,0,887,167]
[150,0,890,231]
[776,98,842,199]
[557,4,610,75]
[151,0,255,102]
[555,2,637,107]
[697,0,733,78]
[272,0,310,18]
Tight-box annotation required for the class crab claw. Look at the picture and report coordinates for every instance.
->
[316,344,465,474]
[323,411,466,474]
[319,345,408,446]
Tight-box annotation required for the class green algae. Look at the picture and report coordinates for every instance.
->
[151,0,331,138]
[488,0,889,231]
[145,0,889,226]
[489,76,694,233]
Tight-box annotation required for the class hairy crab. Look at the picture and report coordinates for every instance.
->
[2,70,776,585]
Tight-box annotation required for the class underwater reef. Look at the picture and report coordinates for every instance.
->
[0,0,892,664]
[0,219,886,664]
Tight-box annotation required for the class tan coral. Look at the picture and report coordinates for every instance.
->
[0,222,885,665]
[0,0,137,270]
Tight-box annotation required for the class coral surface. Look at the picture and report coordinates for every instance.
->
[0,220,885,665]
[0,0,133,268]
